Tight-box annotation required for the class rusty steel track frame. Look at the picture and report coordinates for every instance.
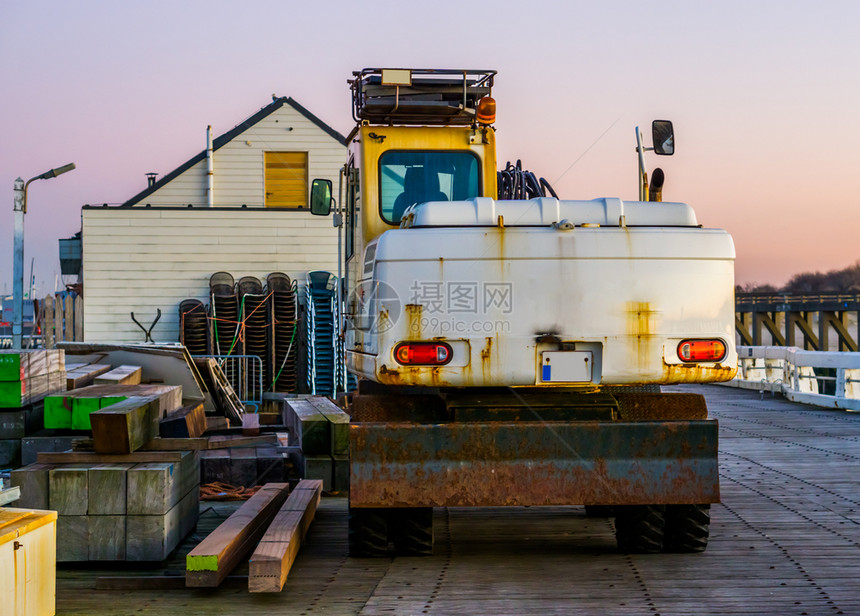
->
[349,419,719,508]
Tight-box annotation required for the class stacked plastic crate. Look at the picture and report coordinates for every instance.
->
[178,299,208,355]
[304,272,337,397]
[267,273,298,393]
[237,276,268,396]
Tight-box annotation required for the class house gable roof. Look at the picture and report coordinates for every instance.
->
[121,97,347,207]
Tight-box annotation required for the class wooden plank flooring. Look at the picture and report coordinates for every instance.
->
[55,384,860,615]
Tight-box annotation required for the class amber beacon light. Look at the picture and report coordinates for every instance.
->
[677,339,727,362]
[476,96,496,124]
[395,342,453,365]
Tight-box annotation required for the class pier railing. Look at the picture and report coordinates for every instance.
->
[726,345,860,411]
[735,292,860,351]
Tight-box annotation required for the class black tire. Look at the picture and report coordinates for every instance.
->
[663,504,710,553]
[614,505,666,553]
[389,507,434,556]
[348,507,389,557]
[584,505,615,518]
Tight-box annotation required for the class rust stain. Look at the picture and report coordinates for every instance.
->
[405,304,423,339]
[377,363,453,387]
[662,360,738,384]
[480,336,493,380]
[626,301,659,369]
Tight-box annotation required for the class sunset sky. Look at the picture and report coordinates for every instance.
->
[2,0,858,296]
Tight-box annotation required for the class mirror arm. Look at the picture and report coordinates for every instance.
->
[636,127,647,201]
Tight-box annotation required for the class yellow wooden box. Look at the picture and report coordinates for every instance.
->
[0,508,57,616]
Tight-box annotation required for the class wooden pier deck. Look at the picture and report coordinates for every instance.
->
[55,385,860,615]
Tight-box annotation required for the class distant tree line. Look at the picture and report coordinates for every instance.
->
[737,261,860,294]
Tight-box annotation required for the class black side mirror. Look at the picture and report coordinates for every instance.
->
[652,120,674,156]
[310,178,333,215]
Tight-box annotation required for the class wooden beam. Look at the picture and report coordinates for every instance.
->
[229,448,258,487]
[38,450,187,464]
[0,486,21,507]
[49,465,90,515]
[735,312,754,347]
[142,437,210,451]
[88,463,133,514]
[159,402,206,438]
[0,349,64,381]
[789,311,820,351]
[209,434,278,449]
[248,479,323,592]
[65,364,111,390]
[57,515,88,562]
[0,371,66,408]
[140,434,278,451]
[94,364,142,386]
[89,515,126,561]
[307,397,350,455]
[822,311,858,352]
[90,396,162,454]
[127,454,199,515]
[95,575,248,590]
[754,311,785,346]
[186,483,290,587]
[0,403,44,439]
[284,399,328,454]
[128,485,200,561]
[206,416,230,431]
[45,383,181,430]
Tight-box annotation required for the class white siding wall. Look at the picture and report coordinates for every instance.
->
[137,104,345,207]
[81,208,338,343]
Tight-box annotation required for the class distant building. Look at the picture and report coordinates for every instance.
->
[80,97,346,343]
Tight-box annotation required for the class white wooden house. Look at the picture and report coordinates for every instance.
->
[81,97,346,343]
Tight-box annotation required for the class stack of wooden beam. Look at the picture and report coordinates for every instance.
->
[11,450,200,561]
[0,350,67,467]
[9,376,214,562]
[186,479,322,592]
[23,357,183,464]
[44,383,181,432]
[200,444,286,487]
[283,397,349,492]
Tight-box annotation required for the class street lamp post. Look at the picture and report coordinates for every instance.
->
[11,163,76,349]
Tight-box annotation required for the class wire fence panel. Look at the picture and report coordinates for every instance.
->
[195,354,263,406]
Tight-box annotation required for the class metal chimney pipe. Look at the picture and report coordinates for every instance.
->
[206,125,214,207]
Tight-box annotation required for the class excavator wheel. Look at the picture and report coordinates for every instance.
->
[614,505,666,553]
[390,507,434,556]
[663,504,710,553]
[348,507,389,557]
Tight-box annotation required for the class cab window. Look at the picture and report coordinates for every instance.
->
[379,151,480,224]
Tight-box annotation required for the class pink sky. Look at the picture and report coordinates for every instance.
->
[2,1,858,296]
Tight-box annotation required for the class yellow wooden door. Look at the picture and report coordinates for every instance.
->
[264,151,308,208]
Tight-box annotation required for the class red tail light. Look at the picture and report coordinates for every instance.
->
[677,339,727,362]
[394,342,452,365]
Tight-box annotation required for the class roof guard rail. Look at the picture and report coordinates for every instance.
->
[350,68,496,126]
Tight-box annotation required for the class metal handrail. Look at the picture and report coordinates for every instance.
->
[727,346,860,411]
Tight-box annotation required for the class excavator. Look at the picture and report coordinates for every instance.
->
[309,68,736,556]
